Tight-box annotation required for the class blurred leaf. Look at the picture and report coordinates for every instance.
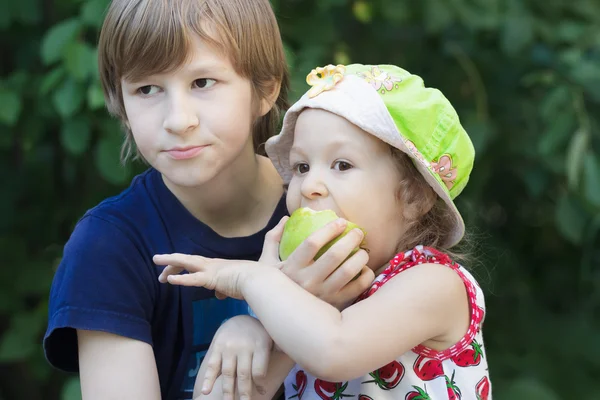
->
[41,18,82,65]
[352,0,373,24]
[61,116,92,156]
[566,129,590,190]
[95,135,128,185]
[61,378,82,400]
[0,312,44,362]
[583,152,600,207]
[40,67,66,96]
[555,193,587,244]
[496,378,561,400]
[501,2,534,55]
[52,77,85,118]
[424,0,454,33]
[81,0,110,28]
[87,81,105,110]
[0,4,10,29]
[538,112,575,155]
[0,88,22,126]
[64,42,96,81]
[14,0,42,25]
[570,62,600,102]
[556,21,586,43]
[539,86,570,122]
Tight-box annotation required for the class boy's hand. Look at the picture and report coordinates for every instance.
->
[197,315,272,400]
[261,217,375,310]
[154,254,261,300]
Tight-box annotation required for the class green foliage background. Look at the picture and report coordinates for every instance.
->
[1,0,600,399]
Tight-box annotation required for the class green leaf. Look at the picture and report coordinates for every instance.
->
[14,0,42,25]
[81,0,110,28]
[61,377,82,400]
[0,88,22,126]
[538,112,575,155]
[556,21,586,43]
[352,0,373,24]
[87,81,105,110]
[555,193,587,245]
[95,135,128,185]
[61,116,91,155]
[64,42,97,81]
[570,62,600,102]
[566,129,589,190]
[41,18,81,65]
[40,67,66,96]
[424,0,454,33]
[501,2,534,55]
[583,152,600,208]
[539,86,570,122]
[497,378,561,400]
[0,312,44,362]
[52,77,84,118]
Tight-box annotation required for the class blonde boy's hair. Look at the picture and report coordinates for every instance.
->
[98,0,290,161]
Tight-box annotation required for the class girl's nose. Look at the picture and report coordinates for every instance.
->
[300,171,329,199]
[163,92,199,135]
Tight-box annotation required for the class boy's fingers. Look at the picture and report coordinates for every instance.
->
[283,219,347,274]
[153,253,205,270]
[221,355,236,400]
[260,216,289,264]
[201,352,222,394]
[236,352,253,400]
[215,291,228,300]
[251,347,270,394]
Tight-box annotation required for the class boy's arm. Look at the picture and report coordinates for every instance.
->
[77,330,161,400]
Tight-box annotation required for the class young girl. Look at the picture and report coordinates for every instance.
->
[155,63,492,400]
[43,1,371,398]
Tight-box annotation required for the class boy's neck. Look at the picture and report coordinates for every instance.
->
[163,152,284,238]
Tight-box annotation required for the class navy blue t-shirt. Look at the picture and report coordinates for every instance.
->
[44,168,287,399]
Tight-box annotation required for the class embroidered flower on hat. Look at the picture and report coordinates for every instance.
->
[306,64,346,98]
[356,66,402,94]
[404,140,431,168]
[431,154,457,190]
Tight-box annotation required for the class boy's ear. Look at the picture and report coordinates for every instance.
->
[258,80,282,117]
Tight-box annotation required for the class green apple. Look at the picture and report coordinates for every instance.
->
[279,207,367,261]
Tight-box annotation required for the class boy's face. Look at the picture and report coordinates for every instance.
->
[121,34,258,188]
[286,109,407,270]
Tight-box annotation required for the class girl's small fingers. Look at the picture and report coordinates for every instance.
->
[221,355,236,400]
[323,248,370,292]
[236,352,253,400]
[259,216,289,264]
[201,352,222,394]
[158,265,184,283]
[306,227,364,280]
[340,264,375,298]
[283,219,347,274]
[166,272,208,287]
[153,253,206,270]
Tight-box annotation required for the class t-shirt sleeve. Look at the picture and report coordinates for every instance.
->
[44,214,158,372]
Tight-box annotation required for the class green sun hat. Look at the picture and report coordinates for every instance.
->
[266,64,475,247]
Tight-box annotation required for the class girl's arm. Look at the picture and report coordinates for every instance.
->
[77,330,161,400]
[155,256,469,382]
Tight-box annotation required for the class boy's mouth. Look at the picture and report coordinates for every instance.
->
[164,145,208,160]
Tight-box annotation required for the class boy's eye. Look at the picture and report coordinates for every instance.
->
[193,78,216,89]
[293,163,310,174]
[138,85,160,95]
[333,160,353,171]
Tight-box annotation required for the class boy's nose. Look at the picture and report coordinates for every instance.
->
[300,171,329,199]
[163,95,199,135]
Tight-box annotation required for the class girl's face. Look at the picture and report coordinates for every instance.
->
[286,109,408,270]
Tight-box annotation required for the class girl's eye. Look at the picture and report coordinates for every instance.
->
[293,163,310,174]
[138,85,160,95]
[193,78,216,89]
[333,160,353,171]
